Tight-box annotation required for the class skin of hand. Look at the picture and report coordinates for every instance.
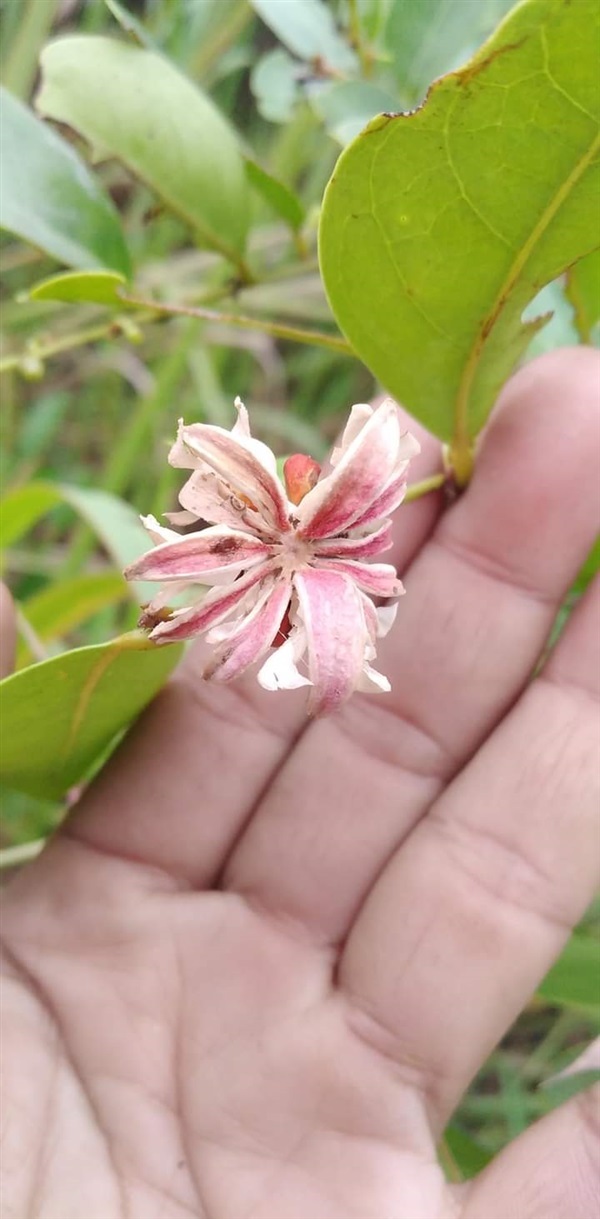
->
[1,348,599,1219]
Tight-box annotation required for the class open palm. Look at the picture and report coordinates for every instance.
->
[2,350,599,1219]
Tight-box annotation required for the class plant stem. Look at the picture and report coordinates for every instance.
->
[447,437,475,488]
[404,472,446,502]
[1,0,62,98]
[346,0,373,77]
[119,290,353,354]
[0,316,149,375]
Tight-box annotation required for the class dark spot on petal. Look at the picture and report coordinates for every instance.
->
[210,537,242,556]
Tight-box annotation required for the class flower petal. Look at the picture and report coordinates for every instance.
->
[124,527,271,586]
[204,581,292,683]
[169,416,290,533]
[358,663,392,694]
[174,469,264,532]
[147,563,277,643]
[140,514,183,545]
[314,559,404,598]
[293,567,368,715]
[297,400,412,540]
[257,627,312,692]
[312,519,393,560]
[329,402,373,467]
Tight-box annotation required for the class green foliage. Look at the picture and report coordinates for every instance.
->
[537,932,600,1014]
[1,481,154,600]
[245,160,305,233]
[0,634,182,800]
[37,36,251,271]
[251,0,357,72]
[1,0,598,1165]
[0,85,131,274]
[319,0,600,455]
[384,0,517,102]
[566,248,600,342]
[29,269,129,306]
[17,572,128,667]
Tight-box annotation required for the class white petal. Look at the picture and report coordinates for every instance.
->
[257,631,312,692]
[358,663,391,694]
[330,402,374,467]
[140,514,182,544]
[376,603,398,637]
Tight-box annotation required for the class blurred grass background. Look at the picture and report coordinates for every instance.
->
[1,0,598,1178]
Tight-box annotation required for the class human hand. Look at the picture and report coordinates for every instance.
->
[2,349,599,1219]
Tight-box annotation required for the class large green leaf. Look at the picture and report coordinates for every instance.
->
[0,86,131,275]
[0,634,182,800]
[36,36,250,269]
[384,0,517,102]
[17,572,129,667]
[319,0,600,455]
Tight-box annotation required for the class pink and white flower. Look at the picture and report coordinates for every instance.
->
[124,398,419,715]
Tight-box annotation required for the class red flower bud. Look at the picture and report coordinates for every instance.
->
[283,454,321,505]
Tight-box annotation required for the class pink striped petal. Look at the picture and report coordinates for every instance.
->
[293,568,368,716]
[175,469,266,533]
[296,400,406,541]
[314,559,404,599]
[329,402,373,467]
[349,472,408,531]
[124,527,271,585]
[147,563,277,643]
[312,519,393,560]
[169,417,290,533]
[204,581,292,683]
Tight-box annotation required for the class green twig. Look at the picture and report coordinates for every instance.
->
[119,290,353,355]
[346,0,373,78]
[404,472,446,502]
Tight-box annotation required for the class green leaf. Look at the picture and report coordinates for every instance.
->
[0,481,152,599]
[319,0,600,448]
[103,0,155,47]
[441,1124,493,1179]
[385,0,517,102]
[0,86,131,275]
[250,0,357,72]
[29,269,128,306]
[0,634,182,800]
[540,1068,600,1107]
[573,535,600,596]
[17,572,129,667]
[245,159,305,231]
[36,36,251,269]
[250,49,301,124]
[537,932,600,1013]
[565,248,600,343]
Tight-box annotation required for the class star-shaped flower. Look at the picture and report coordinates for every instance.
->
[124,398,419,715]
